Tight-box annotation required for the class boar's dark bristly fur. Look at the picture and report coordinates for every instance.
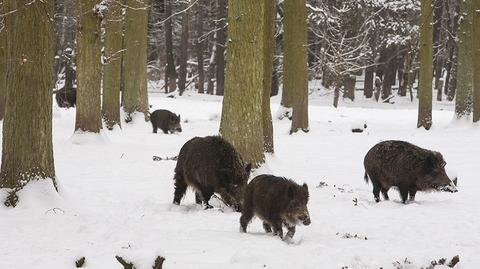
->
[150,109,182,134]
[240,175,311,239]
[173,136,252,211]
[364,140,457,204]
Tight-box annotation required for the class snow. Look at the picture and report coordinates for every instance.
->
[1,89,479,268]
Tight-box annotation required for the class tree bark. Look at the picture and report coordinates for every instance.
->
[0,15,6,120]
[103,0,124,130]
[164,0,177,93]
[344,75,356,101]
[473,0,480,122]
[196,0,205,94]
[262,0,275,153]
[417,0,433,129]
[285,0,309,133]
[455,0,474,118]
[215,0,227,96]
[75,0,103,133]
[364,65,374,98]
[0,0,56,206]
[220,0,266,167]
[178,1,190,95]
[123,0,150,122]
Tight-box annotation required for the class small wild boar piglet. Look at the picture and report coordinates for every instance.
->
[173,136,251,212]
[364,140,458,204]
[150,109,182,134]
[240,175,311,239]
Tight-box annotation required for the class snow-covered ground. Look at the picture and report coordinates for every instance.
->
[0,89,479,269]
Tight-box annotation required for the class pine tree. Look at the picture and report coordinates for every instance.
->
[123,0,149,121]
[103,0,124,129]
[285,0,309,133]
[473,0,480,122]
[0,0,56,206]
[455,0,474,119]
[75,0,103,132]
[417,0,433,129]
[220,0,266,167]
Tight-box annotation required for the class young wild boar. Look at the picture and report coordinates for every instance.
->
[150,109,182,134]
[173,136,251,211]
[364,140,457,203]
[240,175,311,239]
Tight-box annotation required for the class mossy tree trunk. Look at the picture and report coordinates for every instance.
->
[123,0,149,122]
[103,0,124,130]
[220,0,266,167]
[285,0,309,133]
[473,0,480,122]
[0,14,6,120]
[0,0,56,206]
[262,0,275,153]
[75,0,103,133]
[455,0,474,119]
[417,0,433,130]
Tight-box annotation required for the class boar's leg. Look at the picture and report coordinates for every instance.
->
[398,185,409,204]
[173,173,188,205]
[271,218,284,239]
[239,210,254,233]
[195,192,203,204]
[381,188,390,200]
[152,126,158,133]
[285,223,296,239]
[372,183,381,203]
[200,189,214,209]
[263,222,273,233]
[408,187,417,201]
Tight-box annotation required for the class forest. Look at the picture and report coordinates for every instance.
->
[0,0,479,268]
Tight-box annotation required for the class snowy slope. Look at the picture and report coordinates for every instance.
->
[0,91,478,269]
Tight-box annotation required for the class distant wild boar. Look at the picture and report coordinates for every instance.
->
[240,175,311,239]
[173,136,251,211]
[55,88,76,108]
[150,109,182,134]
[364,140,457,203]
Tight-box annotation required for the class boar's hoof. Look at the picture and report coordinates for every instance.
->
[204,204,214,210]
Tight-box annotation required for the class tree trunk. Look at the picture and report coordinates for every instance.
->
[178,1,190,95]
[455,0,474,118]
[344,75,356,101]
[0,0,56,206]
[446,0,460,100]
[215,0,227,96]
[220,0,266,167]
[0,15,6,120]
[206,41,216,94]
[473,0,480,122]
[75,0,103,133]
[196,0,205,94]
[123,0,150,122]
[262,0,275,153]
[164,0,177,93]
[103,0,124,130]
[418,0,433,130]
[364,65,374,98]
[285,0,308,133]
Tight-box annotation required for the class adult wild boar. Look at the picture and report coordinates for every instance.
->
[150,109,182,134]
[173,136,251,211]
[240,175,311,239]
[364,140,457,203]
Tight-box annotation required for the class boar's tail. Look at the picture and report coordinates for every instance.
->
[364,172,369,184]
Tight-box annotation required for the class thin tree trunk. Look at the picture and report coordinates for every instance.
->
[215,0,227,96]
[0,14,6,120]
[344,75,355,101]
[0,0,56,206]
[455,0,474,118]
[364,65,374,98]
[164,0,177,93]
[178,1,190,95]
[417,0,433,130]
[220,0,266,167]
[75,0,103,132]
[285,0,309,133]
[262,0,275,153]
[123,0,150,122]
[196,0,205,94]
[103,0,124,130]
[473,0,480,122]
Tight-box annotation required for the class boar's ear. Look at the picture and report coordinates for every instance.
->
[178,114,181,121]
[453,177,458,186]
[302,183,309,192]
[245,163,252,174]
[287,185,295,199]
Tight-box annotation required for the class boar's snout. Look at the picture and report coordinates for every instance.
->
[440,181,458,193]
[299,215,311,226]
[176,127,182,132]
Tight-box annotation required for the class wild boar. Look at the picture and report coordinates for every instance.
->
[173,136,251,211]
[364,140,457,203]
[150,109,182,134]
[240,175,311,239]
